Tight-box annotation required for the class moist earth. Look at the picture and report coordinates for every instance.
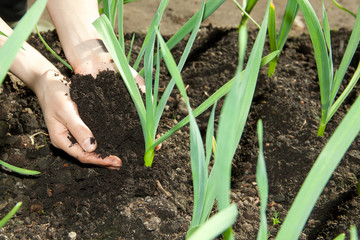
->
[0,27,359,239]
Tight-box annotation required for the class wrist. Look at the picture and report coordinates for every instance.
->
[34,69,66,106]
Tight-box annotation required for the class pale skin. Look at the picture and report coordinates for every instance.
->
[0,0,146,170]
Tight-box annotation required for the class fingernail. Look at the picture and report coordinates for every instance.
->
[106,156,122,167]
[82,137,96,152]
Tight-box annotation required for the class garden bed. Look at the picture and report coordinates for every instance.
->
[0,27,359,239]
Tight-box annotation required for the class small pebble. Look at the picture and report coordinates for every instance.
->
[144,216,161,231]
[68,231,77,240]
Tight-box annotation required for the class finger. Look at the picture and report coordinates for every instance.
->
[58,100,97,153]
[155,134,162,151]
[130,66,146,94]
[49,124,122,168]
[66,116,97,153]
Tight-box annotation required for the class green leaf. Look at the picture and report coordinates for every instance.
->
[211,0,270,213]
[268,0,278,77]
[155,26,207,229]
[0,0,48,85]
[296,0,332,136]
[117,0,125,51]
[35,26,73,72]
[0,202,22,228]
[276,94,360,240]
[133,0,169,70]
[350,225,358,240]
[256,120,268,240]
[0,160,40,175]
[331,0,356,18]
[277,0,299,51]
[333,233,346,240]
[150,49,279,150]
[187,204,238,240]
[329,5,360,116]
[0,31,8,37]
[93,15,146,123]
[205,103,217,167]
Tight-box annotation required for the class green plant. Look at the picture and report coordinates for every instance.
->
[254,93,360,239]
[232,0,299,77]
[0,0,48,84]
[334,225,358,240]
[296,0,360,136]
[93,0,280,168]
[94,0,208,167]
[0,202,22,228]
[256,120,268,240]
[331,0,356,18]
[272,210,281,226]
[154,1,271,238]
[0,160,40,175]
[266,0,299,77]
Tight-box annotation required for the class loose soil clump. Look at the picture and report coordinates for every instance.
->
[0,27,359,239]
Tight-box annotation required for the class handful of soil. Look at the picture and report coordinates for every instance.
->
[69,70,144,162]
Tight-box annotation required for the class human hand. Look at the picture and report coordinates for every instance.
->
[70,39,146,93]
[35,70,122,169]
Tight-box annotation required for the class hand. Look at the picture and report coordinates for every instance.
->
[36,70,122,169]
[70,39,146,93]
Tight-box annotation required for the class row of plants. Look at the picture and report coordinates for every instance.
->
[0,0,359,238]
[93,0,360,238]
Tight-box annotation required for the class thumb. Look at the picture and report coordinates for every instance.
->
[67,117,97,152]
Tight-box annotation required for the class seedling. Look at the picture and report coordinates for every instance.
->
[154,1,271,238]
[272,210,281,226]
[296,0,360,136]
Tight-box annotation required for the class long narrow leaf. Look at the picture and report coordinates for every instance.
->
[154,0,206,137]
[297,0,332,136]
[199,3,270,238]
[212,0,270,212]
[328,61,360,121]
[256,120,268,240]
[0,160,40,176]
[0,0,48,84]
[144,30,156,148]
[117,0,125,51]
[330,5,360,104]
[35,26,73,71]
[205,103,217,167]
[93,15,146,123]
[187,204,238,240]
[155,28,207,231]
[188,107,207,229]
[150,50,279,150]
[322,1,334,83]
[350,225,358,240]
[0,202,22,228]
[276,94,360,240]
[277,0,299,51]
[133,0,169,70]
[268,0,278,77]
[331,0,357,18]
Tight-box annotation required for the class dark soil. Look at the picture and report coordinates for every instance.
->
[0,27,359,239]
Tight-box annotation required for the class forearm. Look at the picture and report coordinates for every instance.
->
[0,18,58,97]
[47,0,102,68]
